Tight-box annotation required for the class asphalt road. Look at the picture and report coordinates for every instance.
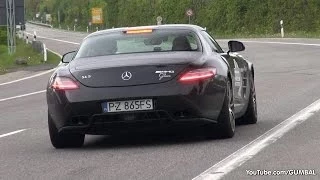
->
[0,23,319,180]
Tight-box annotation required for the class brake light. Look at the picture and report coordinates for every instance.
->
[179,68,216,83]
[52,77,79,90]
[125,29,153,34]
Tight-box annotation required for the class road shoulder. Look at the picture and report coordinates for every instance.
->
[0,64,56,84]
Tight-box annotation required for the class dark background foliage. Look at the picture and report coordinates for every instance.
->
[22,0,320,36]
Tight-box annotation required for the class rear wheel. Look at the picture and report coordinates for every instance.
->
[48,113,85,148]
[240,73,257,124]
[206,79,235,139]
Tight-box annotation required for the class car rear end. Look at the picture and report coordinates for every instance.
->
[47,27,227,135]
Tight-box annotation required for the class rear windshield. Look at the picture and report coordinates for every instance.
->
[75,29,201,58]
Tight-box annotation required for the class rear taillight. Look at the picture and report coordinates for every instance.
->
[52,77,79,90]
[179,68,216,83]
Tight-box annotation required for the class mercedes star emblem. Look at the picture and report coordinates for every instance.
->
[121,71,132,80]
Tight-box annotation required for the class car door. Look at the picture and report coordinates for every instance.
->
[200,31,250,113]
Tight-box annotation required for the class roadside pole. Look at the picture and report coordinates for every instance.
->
[58,10,61,29]
[280,20,284,38]
[88,22,92,32]
[33,31,36,41]
[6,0,16,54]
[43,43,47,62]
[74,18,77,31]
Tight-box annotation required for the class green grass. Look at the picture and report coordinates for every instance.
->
[46,49,61,64]
[0,38,61,75]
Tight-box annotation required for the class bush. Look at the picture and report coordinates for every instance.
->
[31,0,320,36]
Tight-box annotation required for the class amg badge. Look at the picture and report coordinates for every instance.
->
[155,70,175,80]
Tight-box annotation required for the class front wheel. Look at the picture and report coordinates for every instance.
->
[48,113,85,148]
[240,73,257,124]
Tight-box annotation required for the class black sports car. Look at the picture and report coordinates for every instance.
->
[46,25,257,148]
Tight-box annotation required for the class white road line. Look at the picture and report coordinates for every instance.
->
[47,48,62,58]
[37,35,80,45]
[27,23,89,35]
[25,32,80,45]
[241,40,320,47]
[0,90,46,102]
[0,129,28,139]
[219,39,320,47]
[0,69,55,86]
[193,98,320,180]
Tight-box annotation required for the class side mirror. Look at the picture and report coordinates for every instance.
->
[62,51,77,63]
[228,41,245,53]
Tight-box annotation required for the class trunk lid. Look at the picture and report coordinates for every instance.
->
[69,52,202,87]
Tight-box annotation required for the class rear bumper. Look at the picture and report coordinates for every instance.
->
[59,112,217,135]
[47,75,227,134]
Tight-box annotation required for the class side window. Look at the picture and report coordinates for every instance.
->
[210,37,224,53]
[186,34,199,50]
[201,31,224,53]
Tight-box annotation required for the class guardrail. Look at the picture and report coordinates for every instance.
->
[27,21,53,28]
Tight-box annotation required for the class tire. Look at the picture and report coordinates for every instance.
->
[206,79,235,139]
[48,113,85,148]
[240,73,257,124]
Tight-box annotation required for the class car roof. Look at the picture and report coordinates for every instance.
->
[85,24,205,39]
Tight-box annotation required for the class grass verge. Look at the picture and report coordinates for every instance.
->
[0,38,61,75]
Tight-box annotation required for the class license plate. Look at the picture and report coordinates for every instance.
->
[102,99,153,113]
